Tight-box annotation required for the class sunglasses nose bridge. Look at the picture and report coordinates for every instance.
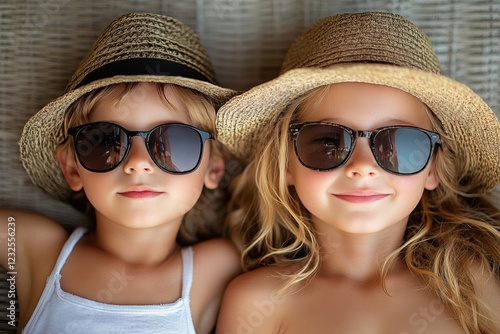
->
[347,130,382,168]
[123,130,151,152]
[126,130,150,141]
[121,131,157,173]
[126,131,154,157]
[356,130,374,140]
[351,130,375,150]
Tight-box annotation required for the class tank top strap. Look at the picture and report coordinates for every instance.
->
[52,227,88,275]
[180,246,194,299]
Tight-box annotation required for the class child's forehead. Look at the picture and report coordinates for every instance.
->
[295,83,432,129]
[88,83,192,127]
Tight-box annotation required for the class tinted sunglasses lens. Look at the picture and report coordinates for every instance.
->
[73,123,127,171]
[373,128,432,174]
[149,125,204,173]
[296,124,352,170]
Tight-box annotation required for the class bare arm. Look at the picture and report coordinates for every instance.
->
[0,208,68,328]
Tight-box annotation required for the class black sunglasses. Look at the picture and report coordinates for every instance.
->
[66,122,212,174]
[289,122,441,175]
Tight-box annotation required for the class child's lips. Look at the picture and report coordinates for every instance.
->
[119,191,163,199]
[333,191,389,203]
[118,186,163,198]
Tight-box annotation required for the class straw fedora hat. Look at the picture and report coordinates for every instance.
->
[20,12,237,200]
[216,11,500,193]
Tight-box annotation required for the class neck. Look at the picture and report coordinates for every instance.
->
[91,216,181,266]
[316,223,407,283]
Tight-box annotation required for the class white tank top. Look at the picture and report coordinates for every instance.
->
[23,227,196,333]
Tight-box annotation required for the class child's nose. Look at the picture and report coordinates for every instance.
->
[343,138,380,178]
[122,137,155,174]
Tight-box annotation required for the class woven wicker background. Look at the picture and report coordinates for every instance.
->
[0,0,499,332]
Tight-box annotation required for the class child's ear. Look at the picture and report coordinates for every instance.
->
[424,163,440,190]
[204,152,225,190]
[56,146,83,191]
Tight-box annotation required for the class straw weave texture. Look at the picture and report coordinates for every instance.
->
[67,13,217,90]
[0,1,499,332]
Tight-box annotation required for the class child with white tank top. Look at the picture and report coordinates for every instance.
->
[0,12,240,333]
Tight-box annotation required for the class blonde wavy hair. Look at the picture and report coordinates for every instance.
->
[59,82,230,245]
[225,85,500,333]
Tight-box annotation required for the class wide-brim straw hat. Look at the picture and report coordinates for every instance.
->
[20,12,237,201]
[217,11,500,193]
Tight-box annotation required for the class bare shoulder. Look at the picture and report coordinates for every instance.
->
[470,263,500,328]
[193,237,240,261]
[0,208,68,266]
[216,266,290,334]
[190,238,242,334]
[0,208,68,326]
[192,238,241,280]
[226,265,287,294]
[0,207,66,232]
[219,266,290,318]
